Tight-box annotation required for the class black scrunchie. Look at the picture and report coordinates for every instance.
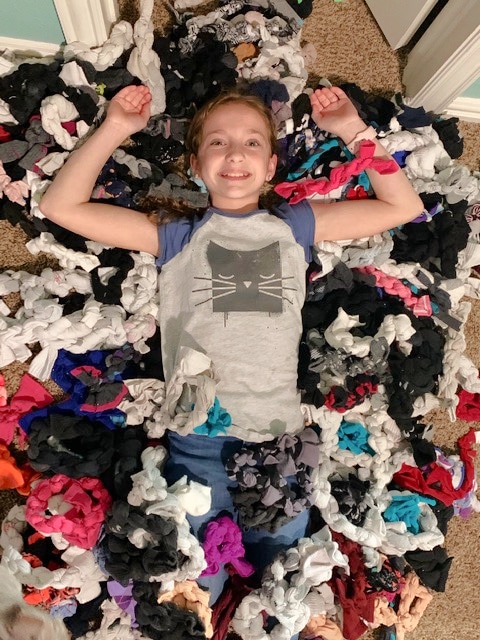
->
[27,412,115,478]
[101,501,185,584]
[225,428,319,532]
[108,427,148,500]
[90,247,134,305]
[404,547,453,592]
[132,582,207,640]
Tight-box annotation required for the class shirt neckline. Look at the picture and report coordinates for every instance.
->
[208,206,268,218]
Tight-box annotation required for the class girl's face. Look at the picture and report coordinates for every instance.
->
[190,102,277,213]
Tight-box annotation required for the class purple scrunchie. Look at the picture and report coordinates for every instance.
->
[201,515,255,577]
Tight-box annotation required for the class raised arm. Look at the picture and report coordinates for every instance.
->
[308,86,424,243]
[39,85,160,256]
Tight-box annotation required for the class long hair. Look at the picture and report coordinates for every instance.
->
[141,88,278,224]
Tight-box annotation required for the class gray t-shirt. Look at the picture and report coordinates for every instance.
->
[156,201,315,442]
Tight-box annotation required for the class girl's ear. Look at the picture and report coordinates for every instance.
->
[190,154,200,178]
[267,153,278,180]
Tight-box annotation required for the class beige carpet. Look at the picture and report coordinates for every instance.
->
[1,0,479,638]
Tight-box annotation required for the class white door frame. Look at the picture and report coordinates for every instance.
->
[53,0,120,47]
[403,0,480,116]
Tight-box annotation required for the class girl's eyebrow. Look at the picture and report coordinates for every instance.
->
[204,128,266,137]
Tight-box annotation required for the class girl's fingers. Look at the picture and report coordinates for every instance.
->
[321,87,339,102]
[313,89,332,105]
[114,85,152,109]
[331,86,348,101]
[311,87,340,111]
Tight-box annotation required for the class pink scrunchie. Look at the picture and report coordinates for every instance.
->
[274,139,399,204]
[356,265,432,317]
[25,474,112,549]
[201,515,255,578]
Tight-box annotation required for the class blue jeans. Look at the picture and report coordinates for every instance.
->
[163,431,310,606]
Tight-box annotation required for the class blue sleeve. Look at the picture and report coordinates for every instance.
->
[271,199,315,263]
[156,213,210,268]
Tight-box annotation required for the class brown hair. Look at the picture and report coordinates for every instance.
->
[141,88,278,224]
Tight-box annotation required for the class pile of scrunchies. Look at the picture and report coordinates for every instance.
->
[1,0,480,639]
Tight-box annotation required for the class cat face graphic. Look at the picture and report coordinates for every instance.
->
[193,241,295,313]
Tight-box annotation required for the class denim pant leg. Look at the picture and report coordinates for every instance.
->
[242,507,310,570]
[242,509,309,640]
[164,431,309,640]
[163,432,244,605]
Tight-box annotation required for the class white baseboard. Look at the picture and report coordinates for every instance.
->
[0,36,60,57]
[445,96,480,123]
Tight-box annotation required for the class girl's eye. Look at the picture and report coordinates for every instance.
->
[247,140,260,147]
[210,140,224,146]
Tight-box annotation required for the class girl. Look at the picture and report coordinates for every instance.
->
[39,84,424,607]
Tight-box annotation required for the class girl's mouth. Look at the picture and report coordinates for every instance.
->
[220,172,250,179]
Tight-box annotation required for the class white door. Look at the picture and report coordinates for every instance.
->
[365,0,439,49]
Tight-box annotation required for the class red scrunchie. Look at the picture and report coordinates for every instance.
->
[392,428,477,507]
[456,384,480,421]
[25,474,112,549]
[0,373,54,446]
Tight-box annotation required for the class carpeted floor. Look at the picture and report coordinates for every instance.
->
[1,0,480,638]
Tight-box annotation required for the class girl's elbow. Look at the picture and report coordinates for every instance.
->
[38,186,58,219]
[38,190,69,222]
[408,194,425,221]
[38,195,54,220]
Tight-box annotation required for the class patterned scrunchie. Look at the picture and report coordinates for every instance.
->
[330,473,371,527]
[225,427,320,532]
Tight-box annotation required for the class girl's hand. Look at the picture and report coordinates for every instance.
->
[105,85,152,137]
[310,86,364,140]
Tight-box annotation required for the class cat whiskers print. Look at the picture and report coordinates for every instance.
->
[193,241,296,314]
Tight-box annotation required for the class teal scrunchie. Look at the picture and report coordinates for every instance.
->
[194,397,232,437]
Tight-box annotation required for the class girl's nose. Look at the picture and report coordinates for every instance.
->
[226,144,244,161]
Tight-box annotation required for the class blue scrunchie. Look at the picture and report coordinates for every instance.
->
[384,493,436,534]
[337,420,375,456]
[194,397,232,438]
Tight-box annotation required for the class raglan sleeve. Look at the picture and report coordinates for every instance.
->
[271,199,315,263]
[155,217,198,268]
